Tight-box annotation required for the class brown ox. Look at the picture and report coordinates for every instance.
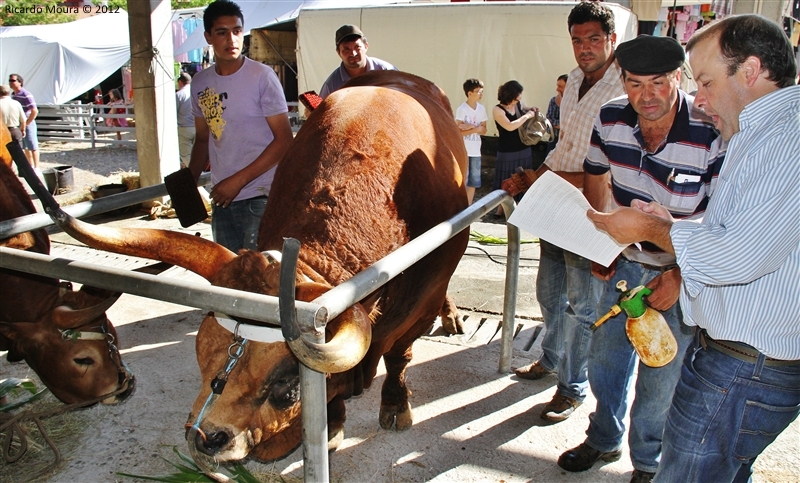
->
[0,123,134,404]
[42,71,469,462]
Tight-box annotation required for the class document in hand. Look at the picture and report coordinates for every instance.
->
[507,171,627,267]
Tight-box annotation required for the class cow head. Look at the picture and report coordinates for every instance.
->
[186,267,372,462]
[0,287,134,405]
[0,149,134,405]
[42,213,372,461]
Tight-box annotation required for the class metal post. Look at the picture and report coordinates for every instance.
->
[499,198,520,373]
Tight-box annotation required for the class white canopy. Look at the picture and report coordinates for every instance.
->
[174,0,402,56]
[0,13,130,105]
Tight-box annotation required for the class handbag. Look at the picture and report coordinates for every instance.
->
[518,110,554,146]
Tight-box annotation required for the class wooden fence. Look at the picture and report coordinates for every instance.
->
[37,103,136,148]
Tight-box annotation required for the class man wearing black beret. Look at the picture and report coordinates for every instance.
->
[556,35,726,482]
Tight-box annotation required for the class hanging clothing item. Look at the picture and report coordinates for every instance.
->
[173,18,189,63]
[183,18,202,64]
[122,68,133,102]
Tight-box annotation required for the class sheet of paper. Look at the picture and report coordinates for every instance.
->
[507,171,627,266]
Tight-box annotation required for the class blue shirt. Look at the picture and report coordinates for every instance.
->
[546,96,560,128]
[670,85,800,360]
[585,91,725,266]
[319,56,396,99]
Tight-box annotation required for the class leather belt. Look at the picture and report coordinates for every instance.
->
[623,256,678,273]
[699,331,800,367]
[638,262,678,273]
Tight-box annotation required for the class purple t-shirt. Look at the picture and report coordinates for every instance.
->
[12,87,36,116]
[191,58,288,201]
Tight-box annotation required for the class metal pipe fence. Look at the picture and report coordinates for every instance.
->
[0,189,520,482]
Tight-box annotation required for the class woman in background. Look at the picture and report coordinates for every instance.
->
[492,80,537,216]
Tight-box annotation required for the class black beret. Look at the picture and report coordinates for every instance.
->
[616,35,685,75]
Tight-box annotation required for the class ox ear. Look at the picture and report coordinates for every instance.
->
[0,322,35,362]
[51,293,121,329]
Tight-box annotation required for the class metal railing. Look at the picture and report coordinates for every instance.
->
[0,186,520,483]
[37,103,136,147]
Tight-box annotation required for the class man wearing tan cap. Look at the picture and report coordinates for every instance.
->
[319,24,396,99]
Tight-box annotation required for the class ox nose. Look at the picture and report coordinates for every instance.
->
[195,429,231,456]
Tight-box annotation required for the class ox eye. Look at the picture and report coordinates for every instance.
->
[74,357,95,366]
[268,377,300,410]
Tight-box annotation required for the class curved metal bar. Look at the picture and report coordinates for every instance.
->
[8,141,60,216]
[279,238,301,341]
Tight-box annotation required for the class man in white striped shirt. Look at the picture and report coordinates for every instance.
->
[588,15,800,483]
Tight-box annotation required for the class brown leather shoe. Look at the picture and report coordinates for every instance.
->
[557,442,622,472]
[514,361,555,380]
[540,393,582,421]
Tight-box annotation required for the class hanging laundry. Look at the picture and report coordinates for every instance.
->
[173,17,189,63]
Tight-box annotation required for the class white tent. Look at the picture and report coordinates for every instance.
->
[0,13,130,105]
[173,0,402,56]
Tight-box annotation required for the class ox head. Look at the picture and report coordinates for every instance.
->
[186,265,372,462]
[0,286,134,405]
[41,213,372,461]
[0,151,133,405]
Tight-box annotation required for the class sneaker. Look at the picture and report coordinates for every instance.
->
[514,361,555,380]
[630,469,656,483]
[540,393,581,422]
[557,442,622,472]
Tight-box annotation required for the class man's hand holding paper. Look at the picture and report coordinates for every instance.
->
[506,171,627,267]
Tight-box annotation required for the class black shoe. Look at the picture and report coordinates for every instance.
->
[630,469,656,483]
[557,442,622,472]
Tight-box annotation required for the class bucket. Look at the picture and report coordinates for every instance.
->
[42,165,74,194]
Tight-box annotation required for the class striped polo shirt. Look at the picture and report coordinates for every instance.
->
[585,90,725,266]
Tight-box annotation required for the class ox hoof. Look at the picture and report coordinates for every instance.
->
[379,403,413,431]
[440,295,464,335]
[328,428,344,452]
[441,313,464,335]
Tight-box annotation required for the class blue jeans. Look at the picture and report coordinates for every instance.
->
[211,196,267,253]
[586,258,694,473]
[536,240,601,401]
[654,333,800,483]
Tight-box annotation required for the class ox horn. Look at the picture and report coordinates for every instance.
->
[52,293,121,329]
[286,282,373,374]
[48,209,235,281]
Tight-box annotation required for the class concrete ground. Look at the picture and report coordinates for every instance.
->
[2,145,797,482]
[3,210,797,483]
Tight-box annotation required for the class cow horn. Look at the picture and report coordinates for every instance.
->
[52,293,121,329]
[49,209,235,281]
[287,300,372,374]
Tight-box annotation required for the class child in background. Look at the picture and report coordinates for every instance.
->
[456,78,488,204]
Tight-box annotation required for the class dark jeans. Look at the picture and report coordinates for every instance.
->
[654,332,800,482]
[210,196,267,253]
